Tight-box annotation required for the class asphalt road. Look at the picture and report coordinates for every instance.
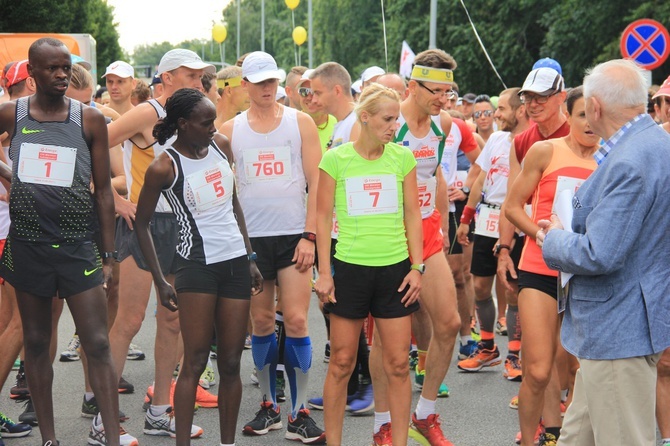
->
[1,292,664,445]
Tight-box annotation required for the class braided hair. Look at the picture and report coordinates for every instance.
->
[153,88,206,145]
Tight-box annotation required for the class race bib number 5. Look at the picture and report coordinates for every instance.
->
[244,146,292,182]
[18,143,77,187]
[186,161,234,212]
[345,175,398,216]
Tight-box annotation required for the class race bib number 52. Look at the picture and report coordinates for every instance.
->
[18,143,77,187]
[345,175,398,216]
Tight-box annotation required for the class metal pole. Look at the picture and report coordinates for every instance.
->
[308,0,313,68]
[429,0,437,49]
[261,0,265,52]
[236,0,241,60]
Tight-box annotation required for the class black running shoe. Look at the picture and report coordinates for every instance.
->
[118,377,134,394]
[17,398,36,426]
[81,396,129,422]
[9,370,29,400]
[242,399,282,436]
[285,409,326,444]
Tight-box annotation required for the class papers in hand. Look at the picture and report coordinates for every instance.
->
[554,189,574,288]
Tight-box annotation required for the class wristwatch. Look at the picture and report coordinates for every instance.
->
[495,244,511,255]
[301,232,317,243]
[101,251,118,260]
[410,263,426,274]
[248,252,258,261]
[461,186,471,197]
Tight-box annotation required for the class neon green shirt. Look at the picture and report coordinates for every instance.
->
[317,114,336,153]
[319,141,416,266]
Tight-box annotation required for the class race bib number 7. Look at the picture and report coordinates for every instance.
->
[243,146,292,182]
[18,143,77,187]
[345,175,398,216]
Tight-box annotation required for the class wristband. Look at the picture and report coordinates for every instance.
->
[495,244,511,255]
[301,231,316,243]
[460,206,476,225]
[248,252,258,261]
[101,251,118,260]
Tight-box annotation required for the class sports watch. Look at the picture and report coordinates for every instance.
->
[410,263,426,274]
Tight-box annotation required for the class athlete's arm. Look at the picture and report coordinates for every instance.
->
[401,166,422,306]
[0,102,16,145]
[216,133,263,295]
[135,153,177,311]
[456,168,486,246]
[85,106,115,289]
[110,144,128,196]
[496,140,522,289]
[107,102,156,148]
[294,111,321,272]
[314,167,335,304]
[505,141,552,240]
[435,167,451,251]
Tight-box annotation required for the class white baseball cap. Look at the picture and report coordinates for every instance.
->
[276,86,287,101]
[295,68,315,88]
[361,66,385,83]
[102,61,134,79]
[519,67,564,96]
[242,51,286,84]
[157,49,216,75]
[351,79,363,94]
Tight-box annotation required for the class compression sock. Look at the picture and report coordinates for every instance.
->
[477,296,496,349]
[507,304,521,355]
[251,333,278,407]
[284,336,312,418]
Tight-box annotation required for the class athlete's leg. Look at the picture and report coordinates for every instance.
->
[517,288,561,446]
[472,275,496,344]
[68,286,120,446]
[50,297,64,362]
[375,316,413,446]
[323,314,364,445]
[15,291,56,444]
[153,274,180,406]
[250,279,279,405]
[0,283,23,390]
[214,297,249,444]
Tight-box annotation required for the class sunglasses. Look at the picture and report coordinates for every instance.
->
[519,91,558,105]
[473,110,494,119]
[298,87,313,98]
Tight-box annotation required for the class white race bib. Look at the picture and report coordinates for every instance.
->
[552,176,585,212]
[331,210,339,239]
[186,161,234,212]
[18,143,77,187]
[243,146,292,182]
[474,204,500,238]
[453,170,468,189]
[345,175,398,216]
[418,177,437,215]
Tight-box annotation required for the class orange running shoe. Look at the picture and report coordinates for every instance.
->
[372,422,392,446]
[408,413,454,446]
[457,343,501,372]
[503,354,523,381]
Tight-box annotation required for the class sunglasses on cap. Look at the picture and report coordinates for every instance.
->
[473,110,494,119]
[298,87,313,98]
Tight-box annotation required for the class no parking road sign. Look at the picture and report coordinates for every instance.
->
[620,19,670,70]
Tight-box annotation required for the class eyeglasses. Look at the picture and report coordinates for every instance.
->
[519,91,558,105]
[416,80,457,99]
[298,87,313,98]
[473,110,494,119]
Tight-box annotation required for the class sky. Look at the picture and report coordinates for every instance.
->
[107,0,233,54]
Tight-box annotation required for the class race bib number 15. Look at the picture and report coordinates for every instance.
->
[18,143,77,187]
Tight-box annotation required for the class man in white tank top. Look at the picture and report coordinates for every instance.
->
[219,51,326,444]
[107,49,215,437]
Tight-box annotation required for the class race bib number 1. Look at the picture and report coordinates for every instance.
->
[18,143,77,187]
[186,161,234,212]
[345,175,398,216]
[244,146,292,182]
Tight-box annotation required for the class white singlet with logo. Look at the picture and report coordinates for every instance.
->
[475,131,511,206]
[329,111,357,149]
[395,113,443,219]
[231,106,306,237]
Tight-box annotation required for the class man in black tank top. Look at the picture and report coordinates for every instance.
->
[0,38,134,446]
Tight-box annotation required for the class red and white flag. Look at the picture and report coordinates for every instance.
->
[399,41,415,79]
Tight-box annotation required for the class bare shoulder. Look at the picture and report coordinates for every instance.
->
[439,109,453,134]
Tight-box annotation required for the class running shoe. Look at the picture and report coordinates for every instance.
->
[81,396,129,422]
[276,375,286,403]
[198,358,216,389]
[143,406,203,438]
[457,343,501,372]
[59,334,81,362]
[244,334,252,349]
[11,358,20,371]
[285,409,326,444]
[9,370,29,400]
[414,366,425,390]
[17,398,36,426]
[495,317,508,336]
[560,401,567,417]
[118,376,134,394]
[347,383,374,414]
[372,422,392,446]
[509,395,518,410]
[242,399,282,436]
[458,340,478,360]
[408,412,454,446]
[0,412,31,438]
[514,422,543,445]
[323,343,330,363]
[0,432,4,446]
[126,343,145,361]
[210,344,217,359]
[503,354,523,381]
[307,393,357,411]
[250,369,259,385]
[437,383,450,398]
[88,415,138,446]
[470,316,481,342]
[538,432,558,446]
[409,350,419,370]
